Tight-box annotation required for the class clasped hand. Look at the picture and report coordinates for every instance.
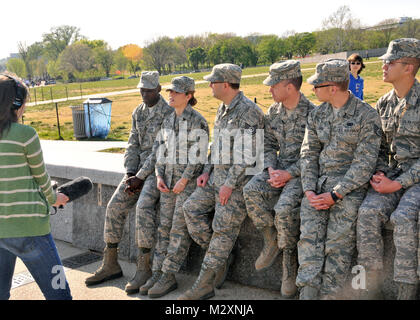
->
[267,167,292,189]
[305,190,339,211]
[370,171,402,194]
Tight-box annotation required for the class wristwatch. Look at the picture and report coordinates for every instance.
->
[330,191,342,203]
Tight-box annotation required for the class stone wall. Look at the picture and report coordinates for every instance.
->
[48,168,402,299]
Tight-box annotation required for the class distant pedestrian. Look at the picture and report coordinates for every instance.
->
[347,53,365,100]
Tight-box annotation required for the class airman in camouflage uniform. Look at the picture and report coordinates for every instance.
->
[356,38,420,300]
[243,60,315,298]
[179,64,265,300]
[138,76,209,298]
[85,72,173,295]
[297,59,382,299]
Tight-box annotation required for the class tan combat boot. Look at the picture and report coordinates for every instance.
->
[177,266,216,300]
[255,226,280,271]
[148,272,178,298]
[124,251,152,295]
[214,252,235,289]
[281,249,298,298]
[396,282,418,300]
[139,271,162,296]
[85,246,123,286]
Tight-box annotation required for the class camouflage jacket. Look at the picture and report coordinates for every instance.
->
[125,95,173,177]
[204,91,265,189]
[264,93,315,177]
[152,104,209,189]
[300,92,382,196]
[375,79,420,188]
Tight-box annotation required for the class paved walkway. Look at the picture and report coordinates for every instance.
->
[10,239,284,300]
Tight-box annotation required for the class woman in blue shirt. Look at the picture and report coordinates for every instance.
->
[348,53,365,100]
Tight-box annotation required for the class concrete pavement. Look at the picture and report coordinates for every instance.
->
[10,239,284,300]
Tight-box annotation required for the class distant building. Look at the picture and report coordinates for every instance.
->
[362,17,413,31]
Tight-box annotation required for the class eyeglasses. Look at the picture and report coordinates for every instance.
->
[383,60,408,66]
[350,62,361,65]
[314,84,334,89]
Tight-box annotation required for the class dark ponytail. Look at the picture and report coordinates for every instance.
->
[0,76,19,138]
[187,91,197,106]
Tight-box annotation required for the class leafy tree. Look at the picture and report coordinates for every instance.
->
[94,46,114,77]
[257,36,283,64]
[6,58,26,78]
[121,44,143,75]
[294,32,316,58]
[397,18,420,38]
[42,25,83,60]
[114,49,129,75]
[187,47,206,71]
[143,37,177,75]
[58,43,94,79]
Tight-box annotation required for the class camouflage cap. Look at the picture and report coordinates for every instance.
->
[203,63,242,84]
[307,59,349,86]
[263,60,302,86]
[165,76,195,93]
[137,71,160,89]
[379,38,420,61]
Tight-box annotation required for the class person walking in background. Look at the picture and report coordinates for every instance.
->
[140,76,209,298]
[0,73,71,300]
[348,53,365,100]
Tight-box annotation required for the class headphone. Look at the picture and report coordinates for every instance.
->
[0,73,27,110]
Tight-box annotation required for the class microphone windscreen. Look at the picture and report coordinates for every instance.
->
[57,177,93,202]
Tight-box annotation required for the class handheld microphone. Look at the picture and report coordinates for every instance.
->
[51,177,93,214]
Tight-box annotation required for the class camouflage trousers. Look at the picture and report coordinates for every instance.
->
[296,175,367,297]
[104,174,160,248]
[357,183,420,284]
[243,170,302,250]
[183,182,248,271]
[151,181,196,274]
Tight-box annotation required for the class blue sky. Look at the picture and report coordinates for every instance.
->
[2,0,419,59]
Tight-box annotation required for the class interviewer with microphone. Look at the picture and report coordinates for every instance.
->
[0,73,71,300]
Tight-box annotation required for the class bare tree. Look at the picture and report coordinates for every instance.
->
[321,5,360,52]
[143,37,178,75]
[17,42,32,79]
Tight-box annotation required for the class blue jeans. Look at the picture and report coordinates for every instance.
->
[0,233,72,300]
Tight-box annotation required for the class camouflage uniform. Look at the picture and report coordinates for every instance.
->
[148,77,209,273]
[104,72,173,248]
[243,61,315,251]
[183,64,265,271]
[357,38,420,285]
[297,59,382,297]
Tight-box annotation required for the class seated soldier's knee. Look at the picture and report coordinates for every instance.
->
[182,199,193,215]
